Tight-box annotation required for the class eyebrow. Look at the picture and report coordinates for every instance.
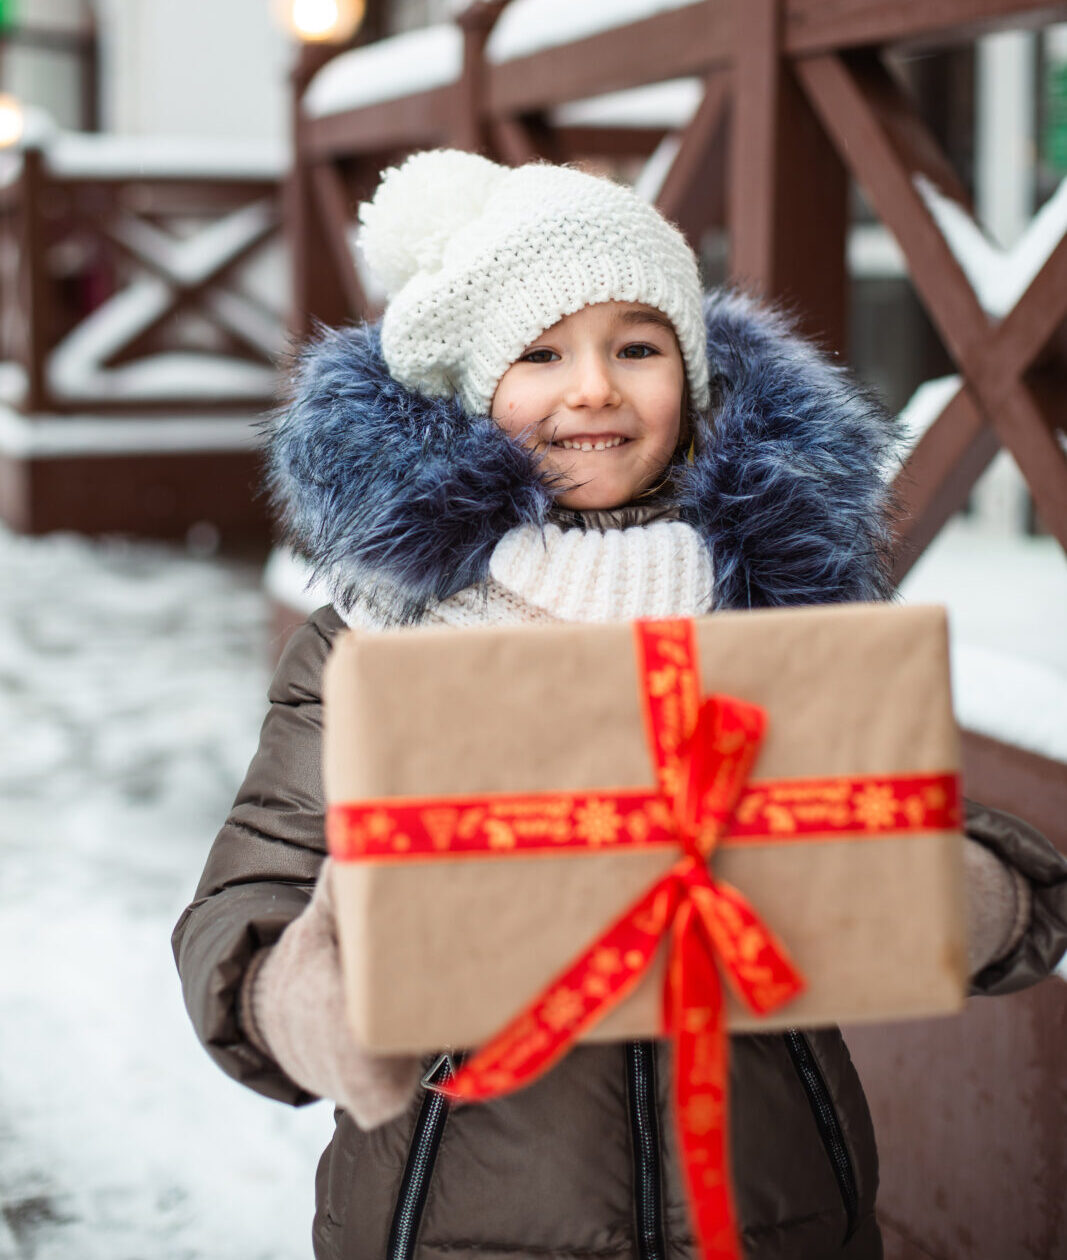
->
[616,309,675,334]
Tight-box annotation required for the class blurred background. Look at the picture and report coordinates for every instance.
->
[0,1,1064,1257]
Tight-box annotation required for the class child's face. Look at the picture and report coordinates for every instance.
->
[490,301,686,510]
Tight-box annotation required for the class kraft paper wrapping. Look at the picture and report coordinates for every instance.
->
[323,603,967,1054]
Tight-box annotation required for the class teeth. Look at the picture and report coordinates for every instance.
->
[555,436,625,451]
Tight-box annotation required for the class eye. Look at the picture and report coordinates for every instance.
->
[620,343,659,359]
[520,349,559,364]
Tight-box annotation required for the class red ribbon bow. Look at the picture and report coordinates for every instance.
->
[438,621,806,1260]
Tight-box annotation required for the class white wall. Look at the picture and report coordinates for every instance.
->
[97,0,291,149]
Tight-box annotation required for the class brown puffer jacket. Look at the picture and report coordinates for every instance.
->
[173,605,1067,1260]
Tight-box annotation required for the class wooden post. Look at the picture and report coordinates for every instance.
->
[80,15,100,132]
[287,44,353,344]
[729,0,849,354]
[453,1,508,153]
[17,146,49,413]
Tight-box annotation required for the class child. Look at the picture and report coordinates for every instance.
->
[173,150,1067,1260]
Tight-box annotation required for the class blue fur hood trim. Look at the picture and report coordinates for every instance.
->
[266,289,899,619]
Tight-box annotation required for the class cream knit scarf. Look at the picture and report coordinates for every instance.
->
[338,514,714,631]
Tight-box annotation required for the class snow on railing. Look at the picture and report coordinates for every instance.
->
[915,173,1067,319]
[485,0,704,63]
[303,23,465,118]
[43,133,287,181]
[554,78,702,130]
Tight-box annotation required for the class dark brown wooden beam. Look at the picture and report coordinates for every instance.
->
[17,148,49,412]
[489,116,558,166]
[65,182,279,217]
[889,388,1001,585]
[0,446,273,544]
[655,73,730,247]
[289,101,353,340]
[974,376,1067,552]
[972,231,1067,385]
[81,12,100,132]
[784,0,1067,57]
[730,0,849,353]
[485,2,733,117]
[452,0,508,152]
[1025,361,1067,434]
[551,125,668,160]
[310,160,368,318]
[38,394,278,416]
[292,39,340,99]
[302,87,456,160]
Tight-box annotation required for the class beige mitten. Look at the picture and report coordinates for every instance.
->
[239,859,422,1129]
[963,837,1032,976]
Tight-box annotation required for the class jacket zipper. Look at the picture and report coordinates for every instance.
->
[626,1040,666,1260]
[783,1030,859,1242]
[387,1053,457,1260]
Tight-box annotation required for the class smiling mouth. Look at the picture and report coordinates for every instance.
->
[549,435,630,452]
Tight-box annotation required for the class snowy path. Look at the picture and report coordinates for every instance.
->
[0,526,332,1259]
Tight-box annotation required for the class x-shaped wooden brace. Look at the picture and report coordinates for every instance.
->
[796,50,1067,582]
[655,71,730,246]
[94,197,282,367]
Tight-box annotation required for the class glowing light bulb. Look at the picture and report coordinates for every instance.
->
[0,94,23,148]
[287,0,364,42]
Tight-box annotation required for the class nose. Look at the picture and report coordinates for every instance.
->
[562,352,622,410]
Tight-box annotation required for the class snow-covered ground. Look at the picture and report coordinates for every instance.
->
[0,525,332,1260]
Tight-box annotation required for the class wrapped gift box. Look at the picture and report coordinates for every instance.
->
[323,603,967,1054]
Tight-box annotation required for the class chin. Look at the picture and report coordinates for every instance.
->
[555,486,634,511]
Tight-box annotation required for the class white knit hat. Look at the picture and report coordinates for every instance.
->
[356,149,710,418]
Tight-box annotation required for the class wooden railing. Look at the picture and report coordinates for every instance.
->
[290,0,1067,567]
[287,0,1067,837]
[0,135,286,415]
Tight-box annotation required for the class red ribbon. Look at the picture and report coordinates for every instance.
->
[327,618,961,1260]
[434,622,805,1260]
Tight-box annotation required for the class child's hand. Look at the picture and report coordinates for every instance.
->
[240,858,422,1128]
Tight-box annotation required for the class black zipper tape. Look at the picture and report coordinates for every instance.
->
[392,1044,672,1260]
[387,1053,459,1260]
[783,1030,859,1242]
[626,1040,667,1260]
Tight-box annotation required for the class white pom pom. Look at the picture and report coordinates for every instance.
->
[356,149,505,298]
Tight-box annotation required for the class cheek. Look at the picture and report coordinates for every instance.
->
[643,385,683,449]
[490,382,522,437]
[492,374,548,443]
